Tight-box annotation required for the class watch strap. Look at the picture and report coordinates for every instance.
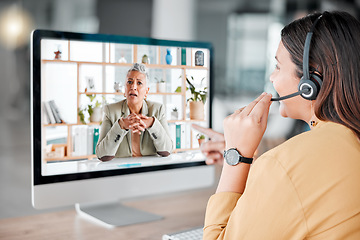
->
[240,155,253,164]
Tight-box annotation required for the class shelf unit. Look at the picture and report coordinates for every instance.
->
[42,41,209,162]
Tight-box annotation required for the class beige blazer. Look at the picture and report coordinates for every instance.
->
[96,99,173,158]
[204,121,360,239]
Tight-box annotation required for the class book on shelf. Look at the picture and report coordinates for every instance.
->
[179,48,192,66]
[93,127,100,155]
[43,100,64,124]
[180,124,186,149]
[175,124,181,149]
[43,102,56,124]
[186,48,192,66]
[49,100,64,123]
[171,123,192,150]
[176,47,182,66]
[72,125,100,157]
[87,126,94,156]
[72,126,81,156]
[80,126,87,155]
[185,124,191,149]
[181,48,186,65]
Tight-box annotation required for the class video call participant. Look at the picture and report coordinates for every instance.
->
[197,11,360,239]
[96,63,173,161]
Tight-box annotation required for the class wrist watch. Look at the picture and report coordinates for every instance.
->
[223,148,253,165]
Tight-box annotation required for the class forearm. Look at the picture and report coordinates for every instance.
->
[147,117,173,153]
[216,163,250,194]
[96,120,128,158]
[219,93,271,193]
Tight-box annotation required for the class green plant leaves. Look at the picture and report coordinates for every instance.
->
[185,76,207,103]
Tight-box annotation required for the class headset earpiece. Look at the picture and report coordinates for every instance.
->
[298,73,323,100]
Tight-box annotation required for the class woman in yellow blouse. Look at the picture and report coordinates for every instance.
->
[201,11,360,239]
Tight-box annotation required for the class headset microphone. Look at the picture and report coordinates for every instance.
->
[271,88,311,101]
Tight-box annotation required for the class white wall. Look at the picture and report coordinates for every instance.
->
[151,0,197,41]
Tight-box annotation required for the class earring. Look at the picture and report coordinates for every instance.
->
[310,120,318,127]
[310,101,318,127]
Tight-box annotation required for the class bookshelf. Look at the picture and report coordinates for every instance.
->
[42,40,209,162]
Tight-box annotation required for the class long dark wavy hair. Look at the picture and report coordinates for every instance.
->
[281,11,360,139]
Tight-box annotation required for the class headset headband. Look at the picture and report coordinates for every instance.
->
[303,14,323,80]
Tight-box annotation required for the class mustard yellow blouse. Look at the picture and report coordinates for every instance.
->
[204,121,360,239]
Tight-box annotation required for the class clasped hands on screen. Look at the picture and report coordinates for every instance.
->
[119,113,155,134]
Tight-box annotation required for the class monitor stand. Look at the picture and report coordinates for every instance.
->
[75,201,163,228]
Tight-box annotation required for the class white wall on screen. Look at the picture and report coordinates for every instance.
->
[43,63,77,123]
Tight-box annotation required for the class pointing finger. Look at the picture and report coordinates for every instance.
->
[192,124,224,141]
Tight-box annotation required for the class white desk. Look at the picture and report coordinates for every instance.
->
[0,187,216,240]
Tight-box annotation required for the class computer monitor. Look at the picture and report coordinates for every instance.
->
[31,29,214,227]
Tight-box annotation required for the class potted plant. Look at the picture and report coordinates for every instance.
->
[155,77,166,93]
[196,133,206,146]
[171,107,178,120]
[186,76,207,120]
[78,94,102,124]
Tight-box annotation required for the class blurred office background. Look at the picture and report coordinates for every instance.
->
[0,0,358,219]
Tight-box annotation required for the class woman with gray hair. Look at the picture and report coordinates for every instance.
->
[96,63,173,161]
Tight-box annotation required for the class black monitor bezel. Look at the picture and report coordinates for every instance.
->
[31,29,213,185]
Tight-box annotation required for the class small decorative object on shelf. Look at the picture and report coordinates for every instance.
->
[142,54,150,64]
[54,48,62,60]
[45,144,66,159]
[155,78,166,93]
[171,107,178,120]
[165,48,172,65]
[118,56,127,63]
[86,77,95,91]
[195,50,204,66]
[118,51,127,63]
[197,134,206,146]
[114,82,121,92]
[186,76,207,120]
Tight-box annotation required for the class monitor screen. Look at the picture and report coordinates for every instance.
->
[32,29,213,187]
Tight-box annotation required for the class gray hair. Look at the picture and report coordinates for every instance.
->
[127,63,149,81]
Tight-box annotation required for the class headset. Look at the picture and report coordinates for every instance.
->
[271,14,323,101]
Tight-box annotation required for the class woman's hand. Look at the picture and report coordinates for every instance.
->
[119,113,137,130]
[223,92,272,158]
[216,93,272,194]
[138,115,155,130]
[118,114,154,135]
[192,124,225,165]
[119,113,145,134]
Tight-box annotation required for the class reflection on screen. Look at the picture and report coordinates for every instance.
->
[41,39,210,176]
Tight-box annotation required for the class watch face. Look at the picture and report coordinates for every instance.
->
[225,149,240,166]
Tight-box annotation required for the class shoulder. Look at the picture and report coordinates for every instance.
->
[258,121,358,171]
[145,100,164,113]
[103,100,126,116]
[106,100,126,111]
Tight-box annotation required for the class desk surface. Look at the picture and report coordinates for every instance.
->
[0,187,215,240]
